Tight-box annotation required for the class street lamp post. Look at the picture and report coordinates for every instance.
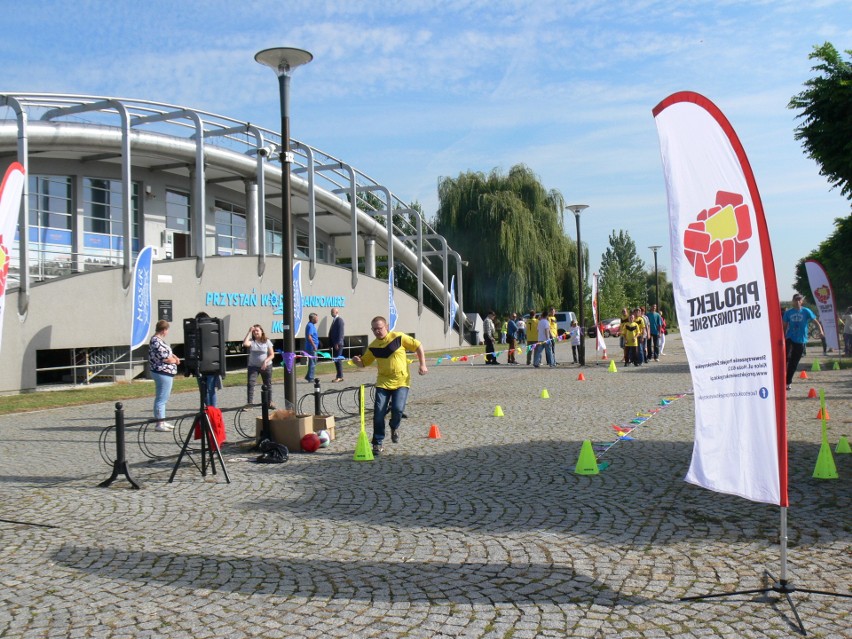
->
[568,204,589,365]
[649,245,662,309]
[255,47,313,409]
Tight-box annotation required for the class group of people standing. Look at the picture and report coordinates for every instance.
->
[619,304,666,367]
[482,307,576,368]
[146,307,348,430]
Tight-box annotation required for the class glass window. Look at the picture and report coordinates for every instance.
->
[82,178,140,238]
[29,175,72,230]
[295,229,326,261]
[214,200,247,256]
[265,215,283,256]
[165,189,190,233]
[82,178,140,265]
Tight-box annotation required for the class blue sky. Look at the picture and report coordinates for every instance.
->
[3,0,850,299]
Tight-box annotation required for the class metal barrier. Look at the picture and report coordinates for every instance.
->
[296,382,375,415]
[98,404,247,466]
[98,382,378,467]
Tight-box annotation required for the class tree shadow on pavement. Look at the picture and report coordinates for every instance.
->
[52,543,651,607]
[240,438,850,547]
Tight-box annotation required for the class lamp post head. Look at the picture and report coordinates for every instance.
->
[567,204,589,217]
[649,244,662,254]
[255,47,313,77]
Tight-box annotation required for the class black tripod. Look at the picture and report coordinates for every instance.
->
[168,377,230,483]
[681,507,850,635]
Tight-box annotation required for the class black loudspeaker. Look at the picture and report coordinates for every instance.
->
[183,316,225,376]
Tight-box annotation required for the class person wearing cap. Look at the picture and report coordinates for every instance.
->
[782,293,824,391]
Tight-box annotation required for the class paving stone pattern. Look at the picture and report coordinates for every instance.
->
[1,335,849,638]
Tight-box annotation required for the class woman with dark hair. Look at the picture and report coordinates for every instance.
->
[148,319,179,431]
[244,324,275,406]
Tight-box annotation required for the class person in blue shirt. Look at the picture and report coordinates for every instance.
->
[304,312,319,382]
[782,293,823,391]
[646,304,663,361]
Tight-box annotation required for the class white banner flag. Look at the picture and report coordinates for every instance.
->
[0,162,25,355]
[804,259,839,352]
[654,92,787,506]
[591,273,606,354]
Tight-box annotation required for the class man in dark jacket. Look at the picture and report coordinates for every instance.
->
[329,307,345,382]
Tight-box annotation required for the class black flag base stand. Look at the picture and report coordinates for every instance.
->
[168,401,230,484]
[99,402,142,489]
[681,508,850,636]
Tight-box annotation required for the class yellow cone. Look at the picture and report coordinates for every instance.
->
[574,440,600,475]
[813,440,838,479]
[493,405,504,417]
[353,430,374,462]
[836,435,851,454]
[608,359,617,373]
[811,360,821,372]
[540,389,550,399]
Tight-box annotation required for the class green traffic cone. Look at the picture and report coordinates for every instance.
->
[836,435,851,454]
[574,440,599,475]
[811,360,821,372]
[353,430,374,462]
[813,440,838,479]
[832,360,840,370]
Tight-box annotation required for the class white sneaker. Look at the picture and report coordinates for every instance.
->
[155,422,174,432]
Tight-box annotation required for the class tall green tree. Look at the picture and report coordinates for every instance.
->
[598,230,646,308]
[433,165,579,313]
[788,42,852,200]
[793,215,852,309]
[596,262,628,320]
[643,269,675,325]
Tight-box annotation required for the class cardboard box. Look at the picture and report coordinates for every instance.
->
[256,414,313,452]
[312,415,336,441]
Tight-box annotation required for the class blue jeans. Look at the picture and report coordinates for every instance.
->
[197,374,218,407]
[533,341,553,367]
[372,386,409,445]
[305,353,316,381]
[151,371,174,420]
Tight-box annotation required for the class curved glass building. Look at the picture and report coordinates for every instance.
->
[0,93,468,393]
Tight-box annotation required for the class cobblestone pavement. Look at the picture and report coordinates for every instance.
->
[1,335,850,639]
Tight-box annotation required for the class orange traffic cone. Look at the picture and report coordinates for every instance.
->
[807,388,818,399]
[577,372,586,381]
[428,423,442,439]
[816,408,830,421]
[799,370,808,379]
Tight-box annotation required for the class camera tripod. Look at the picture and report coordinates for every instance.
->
[169,389,230,483]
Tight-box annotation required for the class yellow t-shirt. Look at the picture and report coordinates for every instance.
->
[621,321,640,347]
[635,316,647,339]
[360,331,421,389]
[527,317,538,342]
[549,316,557,338]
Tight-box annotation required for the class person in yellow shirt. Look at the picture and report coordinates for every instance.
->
[548,307,559,365]
[526,310,539,366]
[633,307,647,366]
[353,316,428,455]
[621,312,641,366]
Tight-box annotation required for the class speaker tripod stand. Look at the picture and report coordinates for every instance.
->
[168,397,230,483]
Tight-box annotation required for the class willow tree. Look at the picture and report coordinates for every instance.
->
[434,165,579,313]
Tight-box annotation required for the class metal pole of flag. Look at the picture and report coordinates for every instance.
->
[649,245,662,308]
[568,204,589,365]
[255,47,312,410]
